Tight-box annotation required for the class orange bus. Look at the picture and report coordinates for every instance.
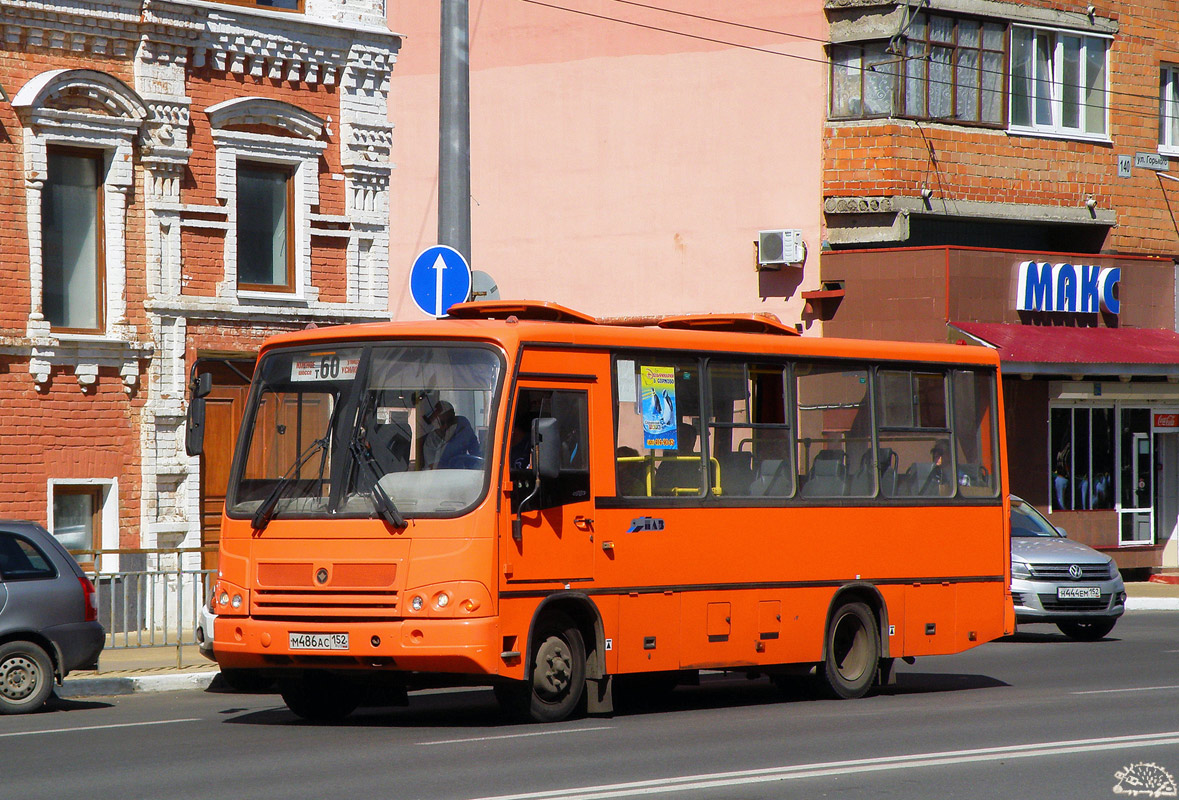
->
[186,301,1014,722]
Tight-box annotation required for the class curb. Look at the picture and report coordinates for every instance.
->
[58,670,219,699]
[1125,597,1179,611]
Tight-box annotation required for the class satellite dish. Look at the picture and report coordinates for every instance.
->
[469,270,500,301]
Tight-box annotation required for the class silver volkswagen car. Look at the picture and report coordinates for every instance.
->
[1010,496,1126,640]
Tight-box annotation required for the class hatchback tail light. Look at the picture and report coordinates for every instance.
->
[78,575,98,622]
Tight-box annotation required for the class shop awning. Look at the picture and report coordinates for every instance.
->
[949,321,1179,377]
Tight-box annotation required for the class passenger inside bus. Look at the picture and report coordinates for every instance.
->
[423,401,481,469]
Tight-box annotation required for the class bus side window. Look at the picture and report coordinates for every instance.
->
[613,357,703,498]
[795,363,871,498]
[951,369,999,498]
[877,370,954,498]
[706,360,790,498]
[510,388,589,513]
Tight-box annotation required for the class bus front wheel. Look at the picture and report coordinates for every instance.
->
[823,601,880,699]
[279,672,361,723]
[499,612,586,723]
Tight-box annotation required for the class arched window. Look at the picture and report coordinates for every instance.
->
[205,97,327,298]
[13,69,146,338]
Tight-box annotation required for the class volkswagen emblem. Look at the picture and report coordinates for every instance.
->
[1068,564,1083,580]
[316,568,329,585]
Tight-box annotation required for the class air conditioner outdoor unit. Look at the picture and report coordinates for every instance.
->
[757,229,805,269]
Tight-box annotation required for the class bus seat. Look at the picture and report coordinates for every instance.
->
[906,462,947,496]
[653,457,702,496]
[716,452,753,495]
[848,450,874,496]
[801,450,846,496]
[749,459,790,496]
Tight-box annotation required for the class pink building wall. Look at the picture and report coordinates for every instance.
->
[387,1,827,326]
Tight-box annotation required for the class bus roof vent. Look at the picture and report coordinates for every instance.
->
[656,313,801,336]
[446,300,598,325]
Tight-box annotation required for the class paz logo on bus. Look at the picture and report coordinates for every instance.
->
[628,517,665,533]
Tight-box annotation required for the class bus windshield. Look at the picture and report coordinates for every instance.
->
[227,343,503,521]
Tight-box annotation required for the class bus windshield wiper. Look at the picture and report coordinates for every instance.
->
[349,436,408,529]
[349,395,408,529]
[251,436,331,531]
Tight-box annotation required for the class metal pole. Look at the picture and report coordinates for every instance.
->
[439,0,472,266]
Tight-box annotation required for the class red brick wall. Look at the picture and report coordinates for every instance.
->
[311,236,349,303]
[822,247,1174,339]
[823,0,1179,255]
[0,49,148,540]
[181,227,225,297]
[0,50,142,334]
[182,70,348,296]
[184,70,344,213]
[0,358,145,544]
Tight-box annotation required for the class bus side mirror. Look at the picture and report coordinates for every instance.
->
[532,417,561,481]
[185,372,213,457]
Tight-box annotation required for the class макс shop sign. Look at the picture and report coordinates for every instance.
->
[1016,261,1120,315]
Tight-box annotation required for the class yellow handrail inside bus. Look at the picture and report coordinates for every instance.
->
[616,455,722,496]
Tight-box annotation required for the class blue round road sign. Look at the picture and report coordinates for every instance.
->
[409,245,472,318]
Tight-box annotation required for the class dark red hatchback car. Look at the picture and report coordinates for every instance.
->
[0,521,104,713]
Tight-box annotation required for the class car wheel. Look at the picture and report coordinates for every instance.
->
[1056,619,1117,641]
[0,641,55,715]
[823,601,880,699]
[279,672,361,722]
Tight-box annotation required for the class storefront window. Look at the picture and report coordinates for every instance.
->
[1050,406,1114,510]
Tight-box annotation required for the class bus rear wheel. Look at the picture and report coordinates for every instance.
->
[823,601,880,699]
[279,672,361,723]
[499,613,586,723]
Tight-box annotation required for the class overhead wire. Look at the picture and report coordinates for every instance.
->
[516,0,1174,124]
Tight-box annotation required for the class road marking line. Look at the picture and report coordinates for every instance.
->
[1072,684,1179,695]
[464,731,1179,800]
[419,726,613,746]
[0,718,200,739]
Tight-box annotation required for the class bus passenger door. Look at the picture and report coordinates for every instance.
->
[504,383,596,583]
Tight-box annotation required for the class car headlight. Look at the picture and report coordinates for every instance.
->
[1011,560,1032,579]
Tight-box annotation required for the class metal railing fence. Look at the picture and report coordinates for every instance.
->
[71,547,216,670]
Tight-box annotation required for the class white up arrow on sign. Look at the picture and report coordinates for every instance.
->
[431,254,448,317]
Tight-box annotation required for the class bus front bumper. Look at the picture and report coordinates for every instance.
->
[213,615,503,676]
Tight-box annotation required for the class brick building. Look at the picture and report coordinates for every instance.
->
[820,0,1179,572]
[0,0,398,573]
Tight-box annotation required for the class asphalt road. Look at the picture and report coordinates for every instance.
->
[4,612,1177,800]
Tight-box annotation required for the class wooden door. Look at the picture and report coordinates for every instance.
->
[198,360,254,571]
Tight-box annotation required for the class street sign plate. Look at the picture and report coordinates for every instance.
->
[410,245,472,318]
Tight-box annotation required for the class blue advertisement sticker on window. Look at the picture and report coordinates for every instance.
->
[641,366,678,449]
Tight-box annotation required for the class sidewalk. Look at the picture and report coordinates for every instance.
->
[57,645,221,699]
[56,581,1179,700]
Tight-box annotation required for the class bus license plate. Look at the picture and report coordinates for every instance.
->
[289,632,349,651]
[1057,586,1100,600]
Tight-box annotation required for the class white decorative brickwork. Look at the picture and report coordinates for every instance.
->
[13,68,149,389]
[1,0,399,576]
